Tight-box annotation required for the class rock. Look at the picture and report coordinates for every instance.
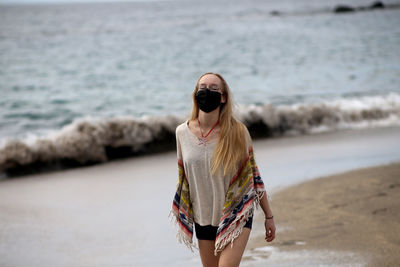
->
[270,10,281,16]
[369,1,385,9]
[334,5,356,13]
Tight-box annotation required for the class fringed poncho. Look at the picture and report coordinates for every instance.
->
[170,121,266,255]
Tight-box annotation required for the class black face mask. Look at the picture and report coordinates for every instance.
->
[195,89,222,113]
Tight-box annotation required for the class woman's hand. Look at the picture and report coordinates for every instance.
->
[264,217,276,242]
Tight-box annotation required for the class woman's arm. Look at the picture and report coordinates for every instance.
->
[259,192,276,242]
[243,124,276,242]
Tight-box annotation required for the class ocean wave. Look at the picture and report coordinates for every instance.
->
[237,92,400,137]
[1,93,400,177]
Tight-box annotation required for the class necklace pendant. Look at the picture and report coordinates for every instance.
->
[198,137,207,146]
[197,119,219,146]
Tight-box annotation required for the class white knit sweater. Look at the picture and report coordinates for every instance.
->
[175,120,251,226]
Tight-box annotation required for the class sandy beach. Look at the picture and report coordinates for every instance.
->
[246,162,400,267]
[1,0,400,266]
[0,126,400,266]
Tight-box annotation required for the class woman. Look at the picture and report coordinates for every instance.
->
[171,72,275,267]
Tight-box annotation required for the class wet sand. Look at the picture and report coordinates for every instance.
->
[0,126,400,266]
[247,162,400,267]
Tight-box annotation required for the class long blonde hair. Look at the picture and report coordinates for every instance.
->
[190,72,248,176]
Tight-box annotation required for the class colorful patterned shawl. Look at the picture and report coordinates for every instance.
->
[170,146,266,255]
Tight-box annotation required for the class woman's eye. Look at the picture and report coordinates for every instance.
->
[198,85,220,91]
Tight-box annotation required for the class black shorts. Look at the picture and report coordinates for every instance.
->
[195,215,253,240]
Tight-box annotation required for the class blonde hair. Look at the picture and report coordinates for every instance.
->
[190,72,248,176]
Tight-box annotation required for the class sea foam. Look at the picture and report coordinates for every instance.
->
[1,93,399,176]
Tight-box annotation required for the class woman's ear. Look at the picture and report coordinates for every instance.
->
[221,93,227,103]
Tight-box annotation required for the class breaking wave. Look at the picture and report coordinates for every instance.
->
[1,93,400,177]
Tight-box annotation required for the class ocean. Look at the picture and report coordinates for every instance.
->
[1,0,400,176]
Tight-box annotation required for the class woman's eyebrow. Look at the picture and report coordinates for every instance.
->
[199,83,219,86]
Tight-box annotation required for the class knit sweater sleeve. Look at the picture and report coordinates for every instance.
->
[213,124,267,255]
[170,123,196,251]
[175,126,183,161]
[243,125,267,199]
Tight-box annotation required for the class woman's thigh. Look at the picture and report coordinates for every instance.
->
[218,228,251,267]
[198,240,220,267]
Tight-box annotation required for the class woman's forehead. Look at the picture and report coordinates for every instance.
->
[198,74,222,85]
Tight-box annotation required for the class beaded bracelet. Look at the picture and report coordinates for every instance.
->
[265,215,274,220]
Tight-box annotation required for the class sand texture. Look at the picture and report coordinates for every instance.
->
[250,162,400,266]
[1,126,400,266]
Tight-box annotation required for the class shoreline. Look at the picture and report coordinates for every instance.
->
[2,92,400,178]
[246,162,400,266]
[0,126,399,266]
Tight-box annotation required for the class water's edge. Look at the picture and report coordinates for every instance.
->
[1,93,399,178]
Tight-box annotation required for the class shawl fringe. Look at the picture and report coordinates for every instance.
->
[214,203,254,255]
[214,187,266,255]
[170,145,267,255]
[169,210,198,252]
